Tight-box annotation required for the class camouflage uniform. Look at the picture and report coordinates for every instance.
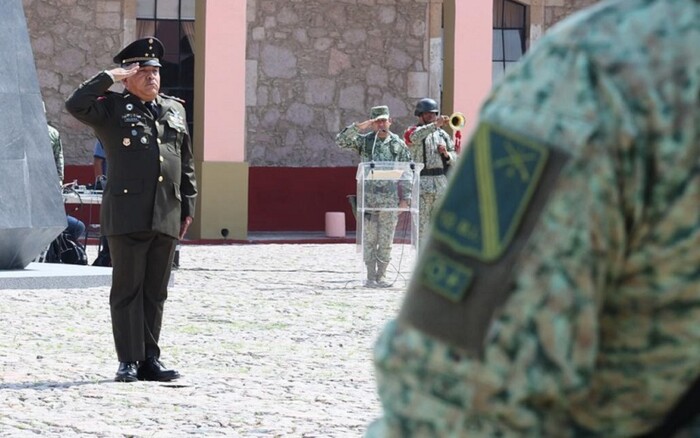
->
[369,0,700,436]
[336,116,412,285]
[404,123,457,243]
[48,124,64,184]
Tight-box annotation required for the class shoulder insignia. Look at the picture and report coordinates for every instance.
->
[431,122,550,262]
[420,249,474,302]
[159,93,185,104]
[401,123,570,350]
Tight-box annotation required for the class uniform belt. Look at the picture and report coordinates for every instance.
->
[421,167,445,176]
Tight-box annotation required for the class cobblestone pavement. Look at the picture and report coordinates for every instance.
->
[0,244,418,437]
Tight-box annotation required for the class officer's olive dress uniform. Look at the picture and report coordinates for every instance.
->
[65,72,197,363]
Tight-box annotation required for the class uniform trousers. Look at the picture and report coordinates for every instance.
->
[417,191,439,245]
[107,231,177,362]
[363,211,399,266]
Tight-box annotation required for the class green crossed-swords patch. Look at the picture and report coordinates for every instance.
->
[422,122,550,301]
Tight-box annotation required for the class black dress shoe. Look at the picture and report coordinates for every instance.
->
[115,362,138,382]
[137,357,180,382]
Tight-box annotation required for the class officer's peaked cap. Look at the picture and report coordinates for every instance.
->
[113,37,164,67]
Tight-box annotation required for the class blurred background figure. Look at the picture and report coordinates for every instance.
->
[336,105,412,288]
[403,98,457,243]
[48,123,85,243]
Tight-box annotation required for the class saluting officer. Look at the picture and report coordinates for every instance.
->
[66,37,197,383]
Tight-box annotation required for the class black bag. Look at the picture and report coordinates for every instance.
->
[92,236,111,267]
[45,232,88,265]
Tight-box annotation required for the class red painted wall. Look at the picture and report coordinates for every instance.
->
[64,165,100,228]
[248,167,357,232]
[65,165,359,232]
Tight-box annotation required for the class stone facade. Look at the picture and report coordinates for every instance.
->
[544,0,600,28]
[245,0,437,167]
[22,0,595,167]
[23,0,126,167]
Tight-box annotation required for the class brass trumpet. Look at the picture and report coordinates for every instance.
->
[448,112,466,131]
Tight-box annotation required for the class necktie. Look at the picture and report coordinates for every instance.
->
[146,101,160,119]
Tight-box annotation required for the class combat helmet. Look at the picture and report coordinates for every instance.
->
[414,98,439,116]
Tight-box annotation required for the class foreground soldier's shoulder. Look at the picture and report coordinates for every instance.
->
[399,122,572,353]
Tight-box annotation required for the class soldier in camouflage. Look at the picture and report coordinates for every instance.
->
[368,0,700,436]
[47,124,64,184]
[336,106,412,287]
[404,98,457,244]
[47,124,85,243]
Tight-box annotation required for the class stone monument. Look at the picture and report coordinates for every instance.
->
[0,0,67,269]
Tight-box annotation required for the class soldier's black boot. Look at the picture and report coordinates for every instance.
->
[137,357,180,382]
[115,361,138,382]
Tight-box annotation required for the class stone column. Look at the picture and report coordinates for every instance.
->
[191,0,249,240]
[442,0,493,135]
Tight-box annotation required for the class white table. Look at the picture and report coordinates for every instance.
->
[63,190,103,246]
[63,190,103,205]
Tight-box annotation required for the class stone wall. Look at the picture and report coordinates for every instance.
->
[23,0,125,167]
[22,0,597,167]
[245,0,435,167]
[544,0,599,29]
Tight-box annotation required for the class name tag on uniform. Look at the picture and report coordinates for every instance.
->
[121,113,144,124]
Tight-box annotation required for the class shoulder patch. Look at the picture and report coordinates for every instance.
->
[432,122,550,262]
[420,249,474,302]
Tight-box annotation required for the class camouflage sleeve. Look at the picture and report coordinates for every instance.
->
[440,128,457,164]
[48,127,64,184]
[404,123,432,160]
[396,139,411,163]
[369,24,630,437]
[335,123,363,153]
[407,122,438,146]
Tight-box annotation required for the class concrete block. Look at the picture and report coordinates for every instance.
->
[0,0,67,269]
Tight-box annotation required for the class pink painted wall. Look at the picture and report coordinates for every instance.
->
[453,1,493,136]
[201,1,246,162]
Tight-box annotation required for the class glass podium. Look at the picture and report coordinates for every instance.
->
[355,161,423,288]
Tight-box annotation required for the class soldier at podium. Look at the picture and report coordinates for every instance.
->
[336,105,412,287]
